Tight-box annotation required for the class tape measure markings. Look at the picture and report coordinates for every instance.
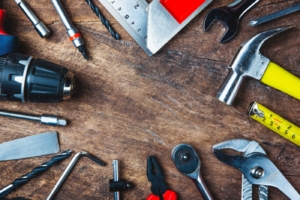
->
[248,102,300,146]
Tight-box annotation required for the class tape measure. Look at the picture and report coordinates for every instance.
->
[248,102,300,146]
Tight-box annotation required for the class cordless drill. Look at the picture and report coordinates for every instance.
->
[0,9,75,103]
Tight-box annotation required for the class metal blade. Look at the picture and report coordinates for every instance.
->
[249,4,300,26]
[0,131,59,161]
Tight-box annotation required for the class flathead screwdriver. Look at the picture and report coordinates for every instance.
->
[250,4,300,26]
[0,110,67,126]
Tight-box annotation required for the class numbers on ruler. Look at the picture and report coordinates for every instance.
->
[284,125,292,135]
[109,0,148,40]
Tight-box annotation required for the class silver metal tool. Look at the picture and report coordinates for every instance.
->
[213,139,268,200]
[216,26,294,105]
[15,0,51,38]
[112,160,120,200]
[47,151,106,200]
[51,0,89,60]
[0,110,67,126]
[98,0,213,56]
[213,139,300,200]
[0,150,71,198]
[250,4,300,26]
[0,131,59,161]
[204,0,260,42]
[171,144,213,200]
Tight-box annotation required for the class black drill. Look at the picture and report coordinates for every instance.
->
[0,8,75,103]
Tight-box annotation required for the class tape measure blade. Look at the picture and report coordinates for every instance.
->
[98,0,153,56]
[250,102,300,146]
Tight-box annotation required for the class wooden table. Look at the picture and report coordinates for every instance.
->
[1,0,300,199]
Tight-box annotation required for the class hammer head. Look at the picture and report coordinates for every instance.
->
[216,26,294,105]
[204,8,239,43]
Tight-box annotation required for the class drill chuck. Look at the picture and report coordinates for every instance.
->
[0,53,75,102]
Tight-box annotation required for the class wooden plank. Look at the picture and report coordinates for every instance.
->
[1,0,300,199]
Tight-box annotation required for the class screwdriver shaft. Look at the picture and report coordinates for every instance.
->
[250,4,300,26]
[112,160,120,200]
[0,110,40,121]
[0,110,67,126]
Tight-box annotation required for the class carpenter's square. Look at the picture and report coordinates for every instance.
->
[98,0,213,56]
[0,131,59,161]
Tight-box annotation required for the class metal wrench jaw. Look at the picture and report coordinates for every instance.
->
[237,154,300,200]
[212,139,266,156]
[216,25,294,105]
[203,0,260,42]
[203,8,239,43]
[213,140,300,200]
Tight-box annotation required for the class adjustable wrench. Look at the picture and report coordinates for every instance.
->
[171,144,213,200]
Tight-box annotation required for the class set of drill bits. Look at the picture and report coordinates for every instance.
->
[15,0,120,60]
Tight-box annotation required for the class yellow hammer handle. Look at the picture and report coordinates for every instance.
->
[261,62,300,100]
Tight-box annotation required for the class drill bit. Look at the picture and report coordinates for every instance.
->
[51,0,89,60]
[85,0,120,40]
[0,150,72,198]
[0,110,67,126]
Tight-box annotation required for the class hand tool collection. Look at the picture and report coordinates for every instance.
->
[2,0,300,199]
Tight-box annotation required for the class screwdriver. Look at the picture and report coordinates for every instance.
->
[0,110,67,126]
[51,0,89,60]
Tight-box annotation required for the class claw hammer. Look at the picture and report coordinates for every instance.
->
[217,26,300,105]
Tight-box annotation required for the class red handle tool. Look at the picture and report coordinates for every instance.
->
[0,9,19,56]
[146,156,178,200]
[0,9,8,35]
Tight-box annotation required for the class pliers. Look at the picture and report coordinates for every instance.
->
[146,156,177,200]
[212,139,300,200]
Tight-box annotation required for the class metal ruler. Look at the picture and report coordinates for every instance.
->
[248,102,300,146]
[98,0,213,56]
[99,0,151,54]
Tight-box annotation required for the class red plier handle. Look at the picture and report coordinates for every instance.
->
[146,189,178,200]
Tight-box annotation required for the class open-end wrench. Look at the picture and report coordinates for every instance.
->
[204,0,259,42]
[171,144,213,200]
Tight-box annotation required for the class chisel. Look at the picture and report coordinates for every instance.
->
[0,131,60,161]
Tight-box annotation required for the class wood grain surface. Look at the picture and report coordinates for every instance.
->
[1,0,300,199]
